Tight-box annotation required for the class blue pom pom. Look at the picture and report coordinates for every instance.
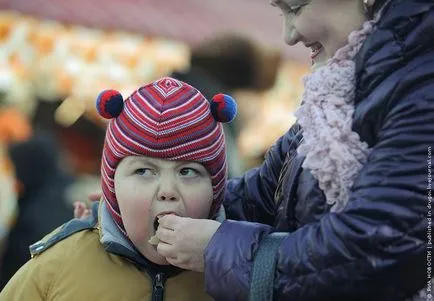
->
[210,94,237,123]
[96,90,124,119]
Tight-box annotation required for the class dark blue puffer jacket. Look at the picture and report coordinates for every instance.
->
[204,0,433,300]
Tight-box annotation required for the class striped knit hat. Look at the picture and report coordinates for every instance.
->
[96,77,237,233]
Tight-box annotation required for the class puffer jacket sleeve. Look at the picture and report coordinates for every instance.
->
[223,123,302,225]
[205,68,432,301]
[0,242,64,300]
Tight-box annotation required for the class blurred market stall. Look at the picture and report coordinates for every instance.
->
[0,3,309,245]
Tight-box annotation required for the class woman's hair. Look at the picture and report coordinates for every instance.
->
[190,34,281,91]
[371,0,389,17]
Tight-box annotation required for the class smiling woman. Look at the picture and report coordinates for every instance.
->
[149,1,434,300]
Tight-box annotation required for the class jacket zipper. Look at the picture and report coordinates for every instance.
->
[152,272,166,301]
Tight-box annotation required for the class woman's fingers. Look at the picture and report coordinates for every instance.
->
[158,214,184,231]
[156,241,175,258]
[156,226,175,244]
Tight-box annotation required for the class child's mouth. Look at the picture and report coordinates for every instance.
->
[149,212,178,246]
[153,212,178,232]
[153,217,159,232]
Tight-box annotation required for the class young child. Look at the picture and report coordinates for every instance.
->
[0,77,237,301]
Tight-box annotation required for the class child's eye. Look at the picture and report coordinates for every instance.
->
[179,168,199,177]
[135,168,153,176]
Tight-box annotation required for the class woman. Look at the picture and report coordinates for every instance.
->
[154,0,433,300]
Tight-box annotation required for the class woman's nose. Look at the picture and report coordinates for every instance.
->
[283,17,299,46]
[285,28,299,46]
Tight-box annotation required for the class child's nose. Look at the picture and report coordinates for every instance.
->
[157,179,179,201]
[157,175,179,201]
[158,192,177,201]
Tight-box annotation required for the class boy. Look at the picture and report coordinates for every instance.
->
[0,77,237,301]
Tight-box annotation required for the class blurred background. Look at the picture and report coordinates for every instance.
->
[0,0,309,286]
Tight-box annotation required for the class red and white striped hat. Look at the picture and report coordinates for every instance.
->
[96,77,237,233]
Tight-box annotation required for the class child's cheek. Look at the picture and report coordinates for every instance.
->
[123,198,153,235]
[184,199,213,219]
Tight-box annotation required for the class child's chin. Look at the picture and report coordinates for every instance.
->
[144,247,171,266]
[151,256,170,266]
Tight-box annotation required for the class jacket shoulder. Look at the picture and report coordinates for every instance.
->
[0,222,98,301]
[29,202,99,257]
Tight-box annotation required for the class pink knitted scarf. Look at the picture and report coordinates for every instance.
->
[294,17,378,212]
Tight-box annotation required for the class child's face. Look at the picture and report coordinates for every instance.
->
[114,156,213,265]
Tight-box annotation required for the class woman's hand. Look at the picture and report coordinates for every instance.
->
[155,215,221,272]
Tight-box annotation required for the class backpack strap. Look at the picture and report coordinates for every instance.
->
[29,202,99,257]
[249,232,286,301]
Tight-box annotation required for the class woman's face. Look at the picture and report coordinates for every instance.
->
[271,0,369,67]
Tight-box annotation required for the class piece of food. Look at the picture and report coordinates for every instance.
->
[148,235,160,245]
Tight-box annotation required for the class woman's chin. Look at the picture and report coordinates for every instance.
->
[311,51,329,70]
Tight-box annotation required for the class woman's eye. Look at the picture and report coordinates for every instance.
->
[283,3,306,15]
[292,2,309,14]
[135,168,153,176]
[180,168,199,177]
[291,6,302,14]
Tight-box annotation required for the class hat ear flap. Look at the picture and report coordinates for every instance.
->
[210,94,237,123]
[96,90,124,119]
